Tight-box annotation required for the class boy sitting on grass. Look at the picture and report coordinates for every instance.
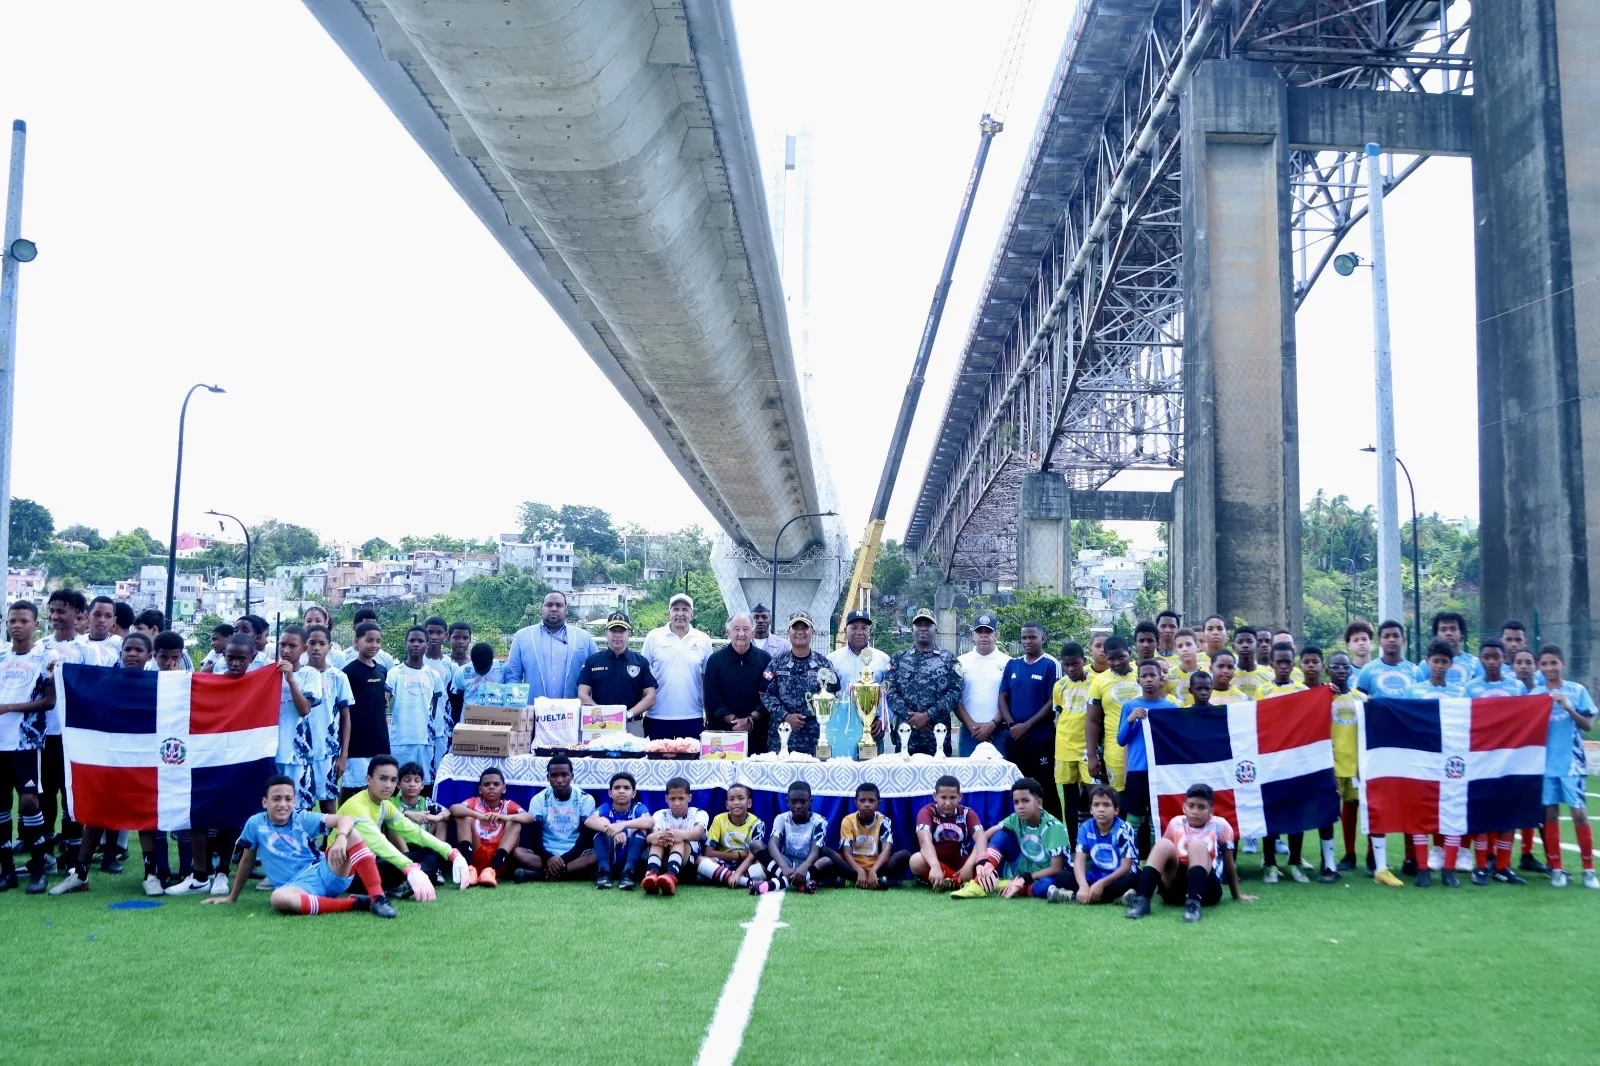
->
[910,775,987,891]
[394,762,448,841]
[1048,784,1139,905]
[587,771,653,890]
[768,780,840,893]
[698,782,767,892]
[953,777,1068,900]
[449,766,525,888]
[642,776,709,897]
[839,782,910,889]
[339,755,466,898]
[204,775,397,919]
[513,755,598,884]
[1125,783,1255,923]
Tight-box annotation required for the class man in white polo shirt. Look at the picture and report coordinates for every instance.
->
[640,593,714,741]
[956,613,1011,757]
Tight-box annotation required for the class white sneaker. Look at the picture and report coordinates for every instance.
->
[1241,838,1259,854]
[48,869,88,895]
[1551,869,1570,888]
[1262,866,1280,884]
[141,874,164,897]
[1275,838,1289,856]
[164,874,210,896]
[1427,846,1445,871]
[209,873,231,896]
[1455,850,1474,872]
[1583,870,1599,890]
[254,878,274,892]
[1287,865,1310,884]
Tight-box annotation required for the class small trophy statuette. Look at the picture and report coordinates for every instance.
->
[897,722,913,760]
[806,690,836,761]
[777,721,793,760]
[933,723,949,759]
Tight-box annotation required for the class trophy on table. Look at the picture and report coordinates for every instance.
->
[934,723,949,759]
[807,690,836,760]
[896,722,913,760]
[847,663,883,762]
[777,721,793,759]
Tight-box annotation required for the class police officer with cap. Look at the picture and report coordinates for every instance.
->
[577,612,658,723]
[886,606,962,756]
[759,609,836,755]
[749,602,789,658]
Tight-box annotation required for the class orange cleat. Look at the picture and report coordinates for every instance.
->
[659,873,677,896]
[463,865,480,887]
[641,871,660,895]
[479,867,498,888]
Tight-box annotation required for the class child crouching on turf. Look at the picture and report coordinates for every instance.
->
[767,780,841,893]
[839,782,910,889]
[1047,784,1140,905]
[698,782,767,892]
[587,772,652,890]
[1125,783,1255,923]
[643,777,708,896]
[954,777,1068,900]
[395,762,448,841]
[449,767,526,888]
[204,776,397,918]
[910,775,986,891]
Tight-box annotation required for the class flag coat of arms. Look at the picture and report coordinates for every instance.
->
[1358,695,1547,835]
[1143,688,1338,838]
[60,663,280,831]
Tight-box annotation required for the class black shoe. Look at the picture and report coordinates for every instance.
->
[1182,899,1203,923]
[369,895,398,919]
[511,868,539,884]
[25,873,48,894]
[1337,855,1357,871]
[1124,895,1151,919]
[0,871,15,892]
[1471,868,1490,886]
[1414,870,1431,888]
[1493,868,1527,885]
[594,876,613,890]
[1520,854,1549,874]
[100,858,124,875]
[391,881,414,901]
[1401,858,1418,877]
[1319,867,1340,883]
[618,877,637,891]
[1441,871,1460,888]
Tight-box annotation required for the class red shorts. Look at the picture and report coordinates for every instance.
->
[471,841,498,871]
[920,861,960,884]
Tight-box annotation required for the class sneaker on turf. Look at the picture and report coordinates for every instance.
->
[1288,866,1310,884]
[1374,868,1405,888]
[1471,868,1490,887]
[99,857,124,875]
[659,873,677,897]
[41,854,57,875]
[1124,894,1151,919]
[1441,871,1460,888]
[1550,869,1569,888]
[1045,885,1075,904]
[1262,866,1280,885]
[369,895,398,919]
[1337,855,1358,872]
[641,871,660,895]
[1401,857,1418,876]
[209,873,230,896]
[1492,868,1527,885]
[950,879,987,899]
[799,874,816,894]
[1454,850,1474,872]
[254,878,274,891]
[1182,899,1203,923]
[48,870,88,895]
[26,873,48,894]
[1415,870,1431,888]
[1584,870,1600,890]
[1520,853,1549,874]
[595,876,613,890]
[1120,887,1138,906]
[478,867,498,888]
[1319,867,1340,884]
[511,868,540,884]
[164,873,210,896]
[0,871,18,892]
[142,874,164,897]
[619,877,638,891]
[1427,846,1444,871]
[755,880,771,895]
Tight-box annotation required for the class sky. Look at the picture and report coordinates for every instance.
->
[0,1,1476,555]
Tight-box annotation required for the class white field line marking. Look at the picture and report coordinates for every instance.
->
[695,889,787,1066]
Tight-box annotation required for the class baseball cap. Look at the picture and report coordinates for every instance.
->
[605,611,632,632]
[750,602,770,614]
[788,610,814,629]
[972,613,997,632]
[668,592,694,609]
[845,609,873,626]
[911,607,936,625]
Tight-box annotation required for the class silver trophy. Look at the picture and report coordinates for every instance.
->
[934,723,949,759]
[777,721,793,759]
[897,722,913,760]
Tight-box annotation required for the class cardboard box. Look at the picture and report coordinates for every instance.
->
[581,705,628,743]
[463,704,521,729]
[451,723,512,757]
[507,730,532,756]
[700,731,748,761]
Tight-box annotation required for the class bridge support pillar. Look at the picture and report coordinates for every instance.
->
[935,585,960,653]
[1016,472,1072,596]
[1474,0,1600,686]
[1179,61,1303,635]
[710,528,849,648]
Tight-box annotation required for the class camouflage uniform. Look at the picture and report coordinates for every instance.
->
[760,651,837,755]
[885,646,962,756]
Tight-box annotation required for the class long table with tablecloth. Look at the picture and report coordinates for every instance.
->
[434,753,1024,837]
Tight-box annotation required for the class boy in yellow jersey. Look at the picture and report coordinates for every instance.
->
[1200,615,1229,666]
[1155,611,1182,667]
[1087,637,1140,792]
[1258,642,1309,881]
[1053,642,1094,844]
[1259,642,1306,699]
[1088,633,1110,678]
[1167,629,1203,706]
[1207,652,1246,704]
[1325,651,1399,885]
[1273,629,1306,683]
[1230,627,1272,701]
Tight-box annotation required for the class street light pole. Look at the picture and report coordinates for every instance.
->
[165,383,225,623]
[206,510,252,616]
[1364,142,1403,628]
[1362,446,1422,661]
[0,120,38,575]
[769,511,837,624]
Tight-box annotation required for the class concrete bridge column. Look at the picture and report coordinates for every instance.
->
[1473,0,1600,686]
[1179,61,1304,635]
[935,585,960,653]
[1015,472,1072,595]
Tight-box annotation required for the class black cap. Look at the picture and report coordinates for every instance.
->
[751,603,770,614]
[845,609,873,626]
[605,612,632,632]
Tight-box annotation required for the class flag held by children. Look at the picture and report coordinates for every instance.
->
[60,663,280,831]
[1358,695,1547,836]
[1143,688,1338,838]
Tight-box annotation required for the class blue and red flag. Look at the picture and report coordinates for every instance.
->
[1359,695,1547,835]
[1143,688,1338,838]
[59,663,279,831]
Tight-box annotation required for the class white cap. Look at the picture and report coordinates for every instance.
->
[668,592,694,609]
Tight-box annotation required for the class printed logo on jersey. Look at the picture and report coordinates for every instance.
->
[160,738,187,765]
[1018,830,1047,863]
[1332,696,1359,725]
[1373,669,1412,696]
[1234,759,1257,785]
[1089,842,1118,870]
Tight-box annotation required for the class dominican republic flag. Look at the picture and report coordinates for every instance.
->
[1143,688,1339,838]
[60,663,279,831]
[1359,695,1547,835]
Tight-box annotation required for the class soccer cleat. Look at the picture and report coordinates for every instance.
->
[594,876,613,890]
[1454,851,1474,872]
[1045,885,1075,904]
[1414,870,1431,888]
[1471,868,1490,887]
[26,873,49,895]
[950,879,988,899]
[1584,870,1600,890]
[1550,869,1569,888]
[659,873,678,897]
[164,874,210,896]
[478,867,498,888]
[1319,867,1340,884]
[1262,866,1280,885]
[1492,868,1527,885]
[141,874,164,897]
[1120,887,1138,906]
[800,874,817,894]
[391,881,414,901]
[48,870,89,895]
[1520,853,1549,874]
[1337,855,1358,872]
[1124,894,1151,919]
[1373,868,1405,888]
[1400,858,1418,877]
[511,869,540,884]
[1287,866,1310,884]
[41,854,57,875]
[641,871,660,895]
[209,873,230,896]
[0,872,16,892]
[1440,871,1460,888]
[618,877,638,891]
[100,857,124,875]
[369,895,398,919]
[1427,846,1444,871]
[254,879,274,892]
[1182,899,1203,923]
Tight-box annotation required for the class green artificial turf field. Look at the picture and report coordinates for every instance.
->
[3,831,1598,1065]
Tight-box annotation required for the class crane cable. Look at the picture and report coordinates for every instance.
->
[983,0,1037,123]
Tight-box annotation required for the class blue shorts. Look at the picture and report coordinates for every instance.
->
[282,858,353,898]
[340,757,372,789]
[391,745,432,783]
[1542,775,1586,810]
[313,758,337,803]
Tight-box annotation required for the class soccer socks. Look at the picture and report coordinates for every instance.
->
[1472,835,1489,870]
[1543,819,1564,871]
[1441,835,1461,871]
[646,853,663,875]
[492,849,509,871]
[1494,834,1513,872]
[1576,821,1595,871]
[696,858,738,886]
[1135,866,1161,900]
[347,842,385,899]
[1411,834,1430,870]
[1185,864,1208,903]
[1320,837,1335,871]
[1521,826,1536,855]
[1371,835,1388,870]
[174,830,193,880]
[297,894,357,915]
[1287,833,1304,867]
[20,811,47,875]
[666,853,683,878]
[1340,801,1359,858]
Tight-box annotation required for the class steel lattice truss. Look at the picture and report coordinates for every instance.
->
[909,0,1470,585]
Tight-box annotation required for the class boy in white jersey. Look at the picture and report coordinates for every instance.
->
[0,601,56,893]
[642,776,708,896]
[40,589,89,864]
[387,627,446,785]
[271,626,322,816]
[305,626,353,813]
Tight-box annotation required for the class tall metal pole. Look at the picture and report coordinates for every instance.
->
[1396,455,1423,662]
[0,121,30,575]
[166,384,224,623]
[1366,142,1403,629]
[206,510,252,618]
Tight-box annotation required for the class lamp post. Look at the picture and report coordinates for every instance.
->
[0,120,39,574]
[206,510,252,616]
[1363,446,1422,661]
[769,510,837,624]
[165,384,225,622]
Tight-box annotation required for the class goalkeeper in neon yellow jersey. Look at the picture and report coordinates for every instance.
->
[337,754,468,898]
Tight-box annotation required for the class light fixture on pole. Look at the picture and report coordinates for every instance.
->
[769,511,838,625]
[1362,446,1422,661]
[206,510,252,616]
[165,384,225,623]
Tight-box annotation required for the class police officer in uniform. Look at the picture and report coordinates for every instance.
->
[886,607,962,756]
[576,613,658,724]
[759,610,837,756]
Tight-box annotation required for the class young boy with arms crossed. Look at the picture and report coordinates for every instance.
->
[450,766,525,887]
[394,762,449,841]
[767,780,839,893]
[839,782,910,889]
[910,775,987,891]
[642,776,708,896]
[697,782,766,892]
[954,778,1068,900]
[1048,785,1140,905]
[1125,783,1255,923]
[588,771,652,890]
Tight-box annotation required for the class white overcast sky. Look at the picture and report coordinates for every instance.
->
[0,1,1475,552]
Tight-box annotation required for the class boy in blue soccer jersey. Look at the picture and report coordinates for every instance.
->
[272,625,323,816]
[1355,620,1418,698]
[1116,659,1177,855]
[387,627,447,786]
[205,776,396,918]
[1427,612,1483,687]
[1409,640,1465,699]
[1535,646,1597,888]
[1048,784,1140,904]
[587,771,653,890]
[513,755,598,883]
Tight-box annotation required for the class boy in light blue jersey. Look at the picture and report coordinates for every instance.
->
[1116,660,1177,855]
[387,627,447,785]
[1535,645,1597,888]
[1419,612,1483,687]
[421,616,455,769]
[1355,620,1418,697]
[1408,641,1466,699]
[451,642,504,724]
[1407,640,1468,884]
[305,626,353,813]
[270,626,323,816]
[1465,639,1525,698]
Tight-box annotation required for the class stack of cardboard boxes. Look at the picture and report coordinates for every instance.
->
[450,683,533,757]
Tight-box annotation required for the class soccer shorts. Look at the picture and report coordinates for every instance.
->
[1056,757,1090,786]
[313,758,337,803]
[340,757,372,789]
[919,861,961,885]
[283,858,353,898]
[0,749,41,799]
[1336,776,1358,803]
[1103,745,1127,792]
[471,840,500,871]
[1158,867,1223,907]
[1542,775,1586,810]
[391,744,433,783]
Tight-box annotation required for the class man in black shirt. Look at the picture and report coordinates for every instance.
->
[705,613,772,755]
[340,621,392,800]
[576,613,657,722]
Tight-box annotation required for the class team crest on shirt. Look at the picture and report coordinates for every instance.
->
[160,737,187,765]
[627,665,639,678]
[1444,756,1465,780]
[1234,759,1257,785]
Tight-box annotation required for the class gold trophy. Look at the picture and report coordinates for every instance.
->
[807,690,836,760]
[848,669,883,762]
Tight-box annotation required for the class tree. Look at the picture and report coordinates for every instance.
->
[872,540,911,598]
[8,498,53,563]
[517,502,562,542]
[106,531,157,558]
[398,533,497,554]
[424,567,553,652]
[557,504,619,557]
[1072,520,1128,556]
[252,521,323,569]
[359,537,395,559]
[57,523,104,550]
